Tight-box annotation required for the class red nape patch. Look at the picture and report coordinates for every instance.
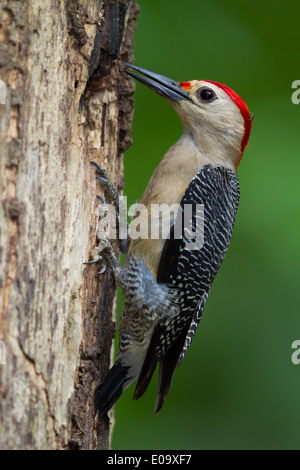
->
[206,80,252,162]
[180,81,191,90]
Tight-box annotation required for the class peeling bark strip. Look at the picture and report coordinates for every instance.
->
[0,0,139,450]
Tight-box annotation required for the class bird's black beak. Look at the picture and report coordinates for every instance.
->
[123,63,192,103]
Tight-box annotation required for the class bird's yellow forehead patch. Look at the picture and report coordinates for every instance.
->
[180,80,203,93]
[180,81,192,90]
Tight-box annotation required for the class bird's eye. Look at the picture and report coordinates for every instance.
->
[195,87,217,103]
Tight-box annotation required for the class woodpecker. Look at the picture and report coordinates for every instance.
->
[92,63,252,418]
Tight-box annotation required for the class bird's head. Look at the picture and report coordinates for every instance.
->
[124,64,252,169]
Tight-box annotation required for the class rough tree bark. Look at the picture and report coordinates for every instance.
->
[0,0,138,450]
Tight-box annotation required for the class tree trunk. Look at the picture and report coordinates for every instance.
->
[0,0,138,450]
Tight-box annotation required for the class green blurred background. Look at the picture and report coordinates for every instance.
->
[113,0,300,449]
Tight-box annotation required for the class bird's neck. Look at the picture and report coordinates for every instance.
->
[141,131,237,208]
[182,124,241,172]
[128,132,238,276]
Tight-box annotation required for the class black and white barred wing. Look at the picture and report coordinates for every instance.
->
[153,164,240,411]
[173,165,240,362]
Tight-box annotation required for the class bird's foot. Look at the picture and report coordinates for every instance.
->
[84,237,120,276]
[90,161,129,254]
[90,161,119,209]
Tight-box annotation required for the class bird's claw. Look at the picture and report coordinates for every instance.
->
[90,161,107,178]
[83,259,101,265]
[84,238,118,275]
[96,195,105,205]
[97,261,107,275]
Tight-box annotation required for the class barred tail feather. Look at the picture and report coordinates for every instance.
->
[155,325,189,414]
[94,362,129,419]
[133,327,160,401]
